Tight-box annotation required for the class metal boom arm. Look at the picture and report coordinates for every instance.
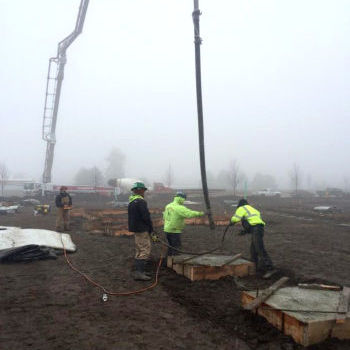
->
[42,0,89,184]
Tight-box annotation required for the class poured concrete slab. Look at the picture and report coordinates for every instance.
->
[168,254,255,281]
[241,287,350,346]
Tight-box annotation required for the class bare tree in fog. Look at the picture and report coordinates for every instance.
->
[105,148,126,182]
[0,163,8,196]
[164,164,174,188]
[240,172,248,194]
[228,160,241,196]
[289,163,302,196]
[74,166,104,187]
[92,166,104,188]
[306,174,313,190]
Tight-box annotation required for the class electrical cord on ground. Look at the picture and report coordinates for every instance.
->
[59,222,233,297]
[60,236,164,297]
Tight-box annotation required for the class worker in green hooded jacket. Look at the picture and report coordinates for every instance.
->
[163,192,204,256]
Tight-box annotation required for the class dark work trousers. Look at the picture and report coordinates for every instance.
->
[165,233,182,256]
[250,224,273,272]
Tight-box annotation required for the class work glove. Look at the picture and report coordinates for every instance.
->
[150,232,159,243]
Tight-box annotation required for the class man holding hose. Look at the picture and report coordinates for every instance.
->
[231,199,276,278]
[163,192,204,256]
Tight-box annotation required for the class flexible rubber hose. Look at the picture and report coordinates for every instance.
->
[154,223,232,255]
[192,0,215,230]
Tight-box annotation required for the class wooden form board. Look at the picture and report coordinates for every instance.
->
[167,254,255,281]
[335,287,350,324]
[241,288,350,346]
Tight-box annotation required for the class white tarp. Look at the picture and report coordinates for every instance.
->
[0,226,76,252]
[313,206,332,211]
[184,200,201,205]
[0,205,19,214]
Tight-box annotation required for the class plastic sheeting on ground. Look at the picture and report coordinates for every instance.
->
[0,226,76,262]
[0,205,20,214]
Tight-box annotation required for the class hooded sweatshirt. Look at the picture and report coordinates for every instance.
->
[163,196,204,233]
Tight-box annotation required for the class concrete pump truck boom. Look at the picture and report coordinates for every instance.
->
[42,0,89,191]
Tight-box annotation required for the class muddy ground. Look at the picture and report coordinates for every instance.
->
[0,195,349,350]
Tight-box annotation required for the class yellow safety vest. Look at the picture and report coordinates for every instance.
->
[231,205,265,226]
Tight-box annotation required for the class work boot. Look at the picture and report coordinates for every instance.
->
[133,259,151,281]
[133,271,151,281]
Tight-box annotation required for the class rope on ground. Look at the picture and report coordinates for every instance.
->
[60,236,163,297]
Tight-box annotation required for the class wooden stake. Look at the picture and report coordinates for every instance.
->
[243,276,289,311]
[219,253,242,267]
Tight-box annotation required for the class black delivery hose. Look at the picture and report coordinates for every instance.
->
[192,0,215,230]
[154,223,232,255]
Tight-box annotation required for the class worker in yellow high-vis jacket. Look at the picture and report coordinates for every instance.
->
[163,192,204,256]
[231,199,275,276]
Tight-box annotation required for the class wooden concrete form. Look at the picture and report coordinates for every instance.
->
[241,287,350,346]
[167,254,255,281]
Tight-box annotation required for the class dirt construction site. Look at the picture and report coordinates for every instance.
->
[0,194,349,350]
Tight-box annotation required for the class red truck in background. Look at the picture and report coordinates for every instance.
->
[152,182,172,193]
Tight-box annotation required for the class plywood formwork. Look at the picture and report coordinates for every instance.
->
[70,208,231,236]
[167,254,255,281]
[241,287,350,346]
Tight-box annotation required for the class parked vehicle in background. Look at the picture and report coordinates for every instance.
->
[23,182,114,198]
[24,182,42,197]
[0,179,39,198]
[107,178,173,196]
[107,178,142,196]
[152,182,172,194]
[255,189,281,197]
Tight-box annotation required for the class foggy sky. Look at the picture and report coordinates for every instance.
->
[1,0,350,190]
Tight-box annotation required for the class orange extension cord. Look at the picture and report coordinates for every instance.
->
[61,237,163,297]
